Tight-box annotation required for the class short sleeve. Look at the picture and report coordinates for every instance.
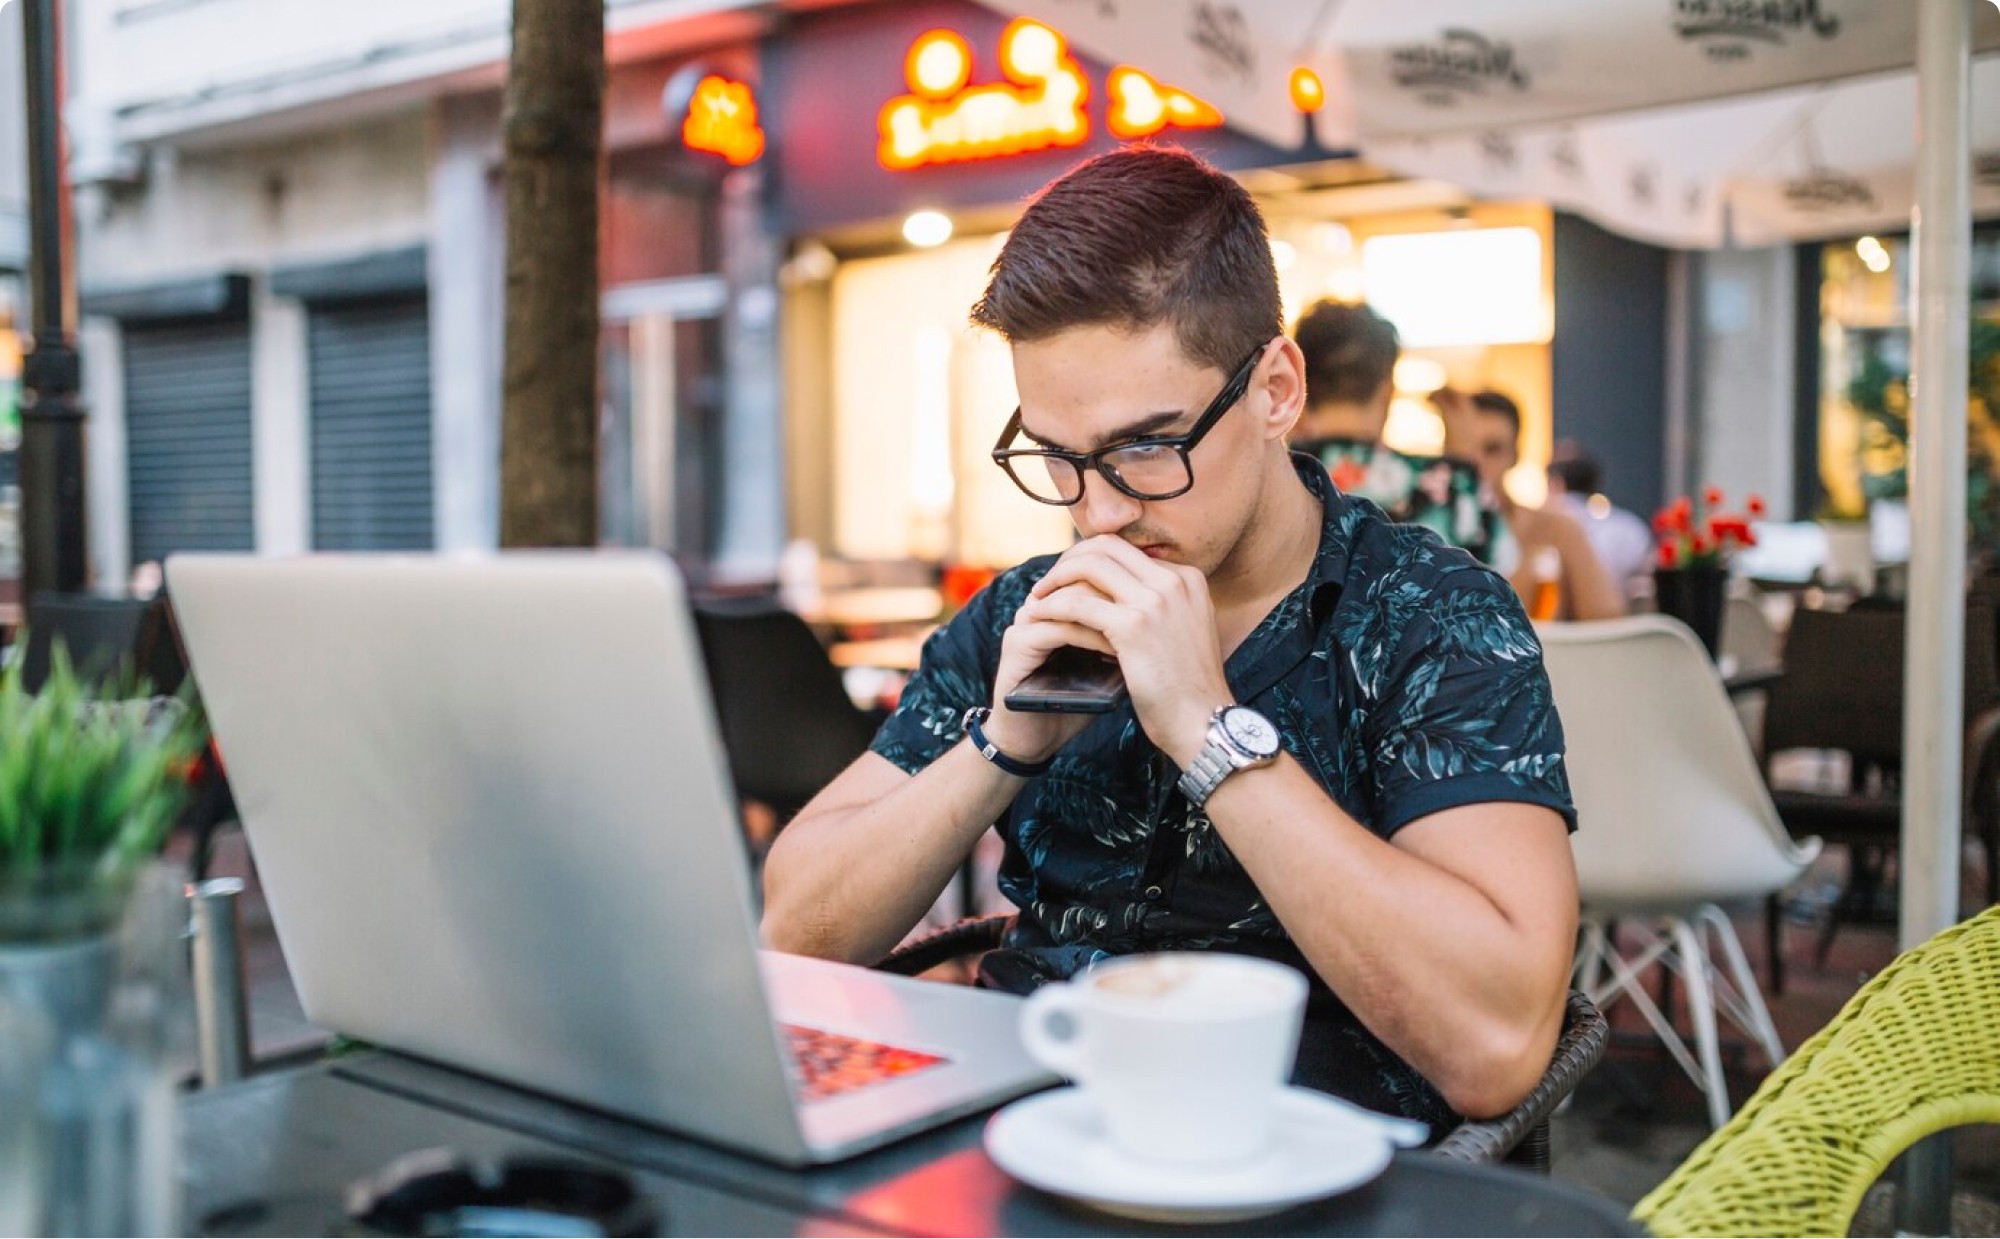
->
[1357,562,1576,837]
[868,562,1047,776]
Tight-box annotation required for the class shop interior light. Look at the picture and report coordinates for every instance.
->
[1361,227,1549,347]
[1269,239,1298,272]
[1288,67,1325,115]
[903,210,955,248]
[1312,222,1354,256]
[1392,357,1448,395]
[1856,235,1892,274]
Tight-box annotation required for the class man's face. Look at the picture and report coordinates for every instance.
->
[1469,409,1520,495]
[1008,323,1280,578]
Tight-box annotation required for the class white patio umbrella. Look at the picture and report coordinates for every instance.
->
[976,0,1991,997]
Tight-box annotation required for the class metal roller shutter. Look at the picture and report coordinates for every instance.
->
[308,296,434,550]
[124,319,254,566]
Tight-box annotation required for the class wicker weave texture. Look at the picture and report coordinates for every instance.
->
[1634,904,2000,1237]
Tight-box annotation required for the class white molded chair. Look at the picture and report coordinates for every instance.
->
[1539,615,1821,1128]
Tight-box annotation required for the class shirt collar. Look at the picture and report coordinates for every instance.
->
[1290,450,1358,624]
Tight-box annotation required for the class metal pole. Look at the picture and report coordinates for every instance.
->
[1896,0,1972,1230]
[189,877,252,1087]
[18,0,88,599]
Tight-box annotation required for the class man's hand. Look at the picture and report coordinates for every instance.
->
[1431,387,1481,461]
[1008,536,1231,765]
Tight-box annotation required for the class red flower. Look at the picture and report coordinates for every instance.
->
[1712,516,1753,544]
[1746,493,1768,518]
[1653,509,1674,534]
[1658,541,1680,569]
[1691,533,1711,556]
[1703,485,1724,508]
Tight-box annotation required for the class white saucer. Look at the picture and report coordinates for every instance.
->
[983,1086,1396,1224]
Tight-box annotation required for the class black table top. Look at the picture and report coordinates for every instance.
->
[182,1052,1644,1237]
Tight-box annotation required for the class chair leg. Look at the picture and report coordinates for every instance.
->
[1764,892,1786,995]
[1697,905,1787,1070]
[1670,916,1732,1129]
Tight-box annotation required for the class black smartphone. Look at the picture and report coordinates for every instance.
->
[1003,646,1127,714]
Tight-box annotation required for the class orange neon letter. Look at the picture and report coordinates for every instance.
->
[877,19,1090,171]
[1106,66,1223,140]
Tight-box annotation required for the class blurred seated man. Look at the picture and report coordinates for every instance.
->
[1288,300,1514,571]
[1451,391,1627,622]
[762,147,1579,1127]
[1545,441,1653,596]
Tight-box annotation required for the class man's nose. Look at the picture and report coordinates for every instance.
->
[1073,466,1142,536]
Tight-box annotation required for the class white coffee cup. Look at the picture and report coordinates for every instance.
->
[1018,952,1308,1166]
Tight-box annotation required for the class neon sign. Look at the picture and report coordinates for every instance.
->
[877,20,1089,170]
[682,75,765,166]
[1106,66,1221,140]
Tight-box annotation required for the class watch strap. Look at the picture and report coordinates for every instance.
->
[963,707,1053,778]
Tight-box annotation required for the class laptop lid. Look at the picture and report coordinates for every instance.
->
[167,553,814,1163]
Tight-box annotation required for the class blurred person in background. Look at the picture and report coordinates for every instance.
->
[763,147,1579,1125]
[1451,391,1626,622]
[1544,440,1653,597]
[1289,300,1513,571]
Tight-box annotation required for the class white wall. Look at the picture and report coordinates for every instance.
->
[428,92,504,552]
[77,111,431,288]
[0,0,26,269]
[1696,246,1797,518]
[68,0,765,149]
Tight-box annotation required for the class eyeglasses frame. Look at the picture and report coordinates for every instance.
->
[989,341,1272,507]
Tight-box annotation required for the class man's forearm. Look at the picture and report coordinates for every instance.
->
[1201,759,1576,1116]
[759,744,1023,965]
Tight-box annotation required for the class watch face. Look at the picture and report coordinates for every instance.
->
[1221,707,1280,757]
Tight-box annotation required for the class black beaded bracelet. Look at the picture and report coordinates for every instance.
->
[961,706,1054,778]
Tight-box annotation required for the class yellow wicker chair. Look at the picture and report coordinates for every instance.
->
[1634,904,2000,1237]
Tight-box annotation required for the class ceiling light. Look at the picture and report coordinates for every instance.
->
[902,210,954,248]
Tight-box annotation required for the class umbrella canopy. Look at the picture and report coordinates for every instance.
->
[1360,54,2000,249]
[976,0,2000,248]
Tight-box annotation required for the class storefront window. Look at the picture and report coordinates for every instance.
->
[826,234,1073,569]
[1817,227,2000,564]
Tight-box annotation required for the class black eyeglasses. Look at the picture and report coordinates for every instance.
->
[990,342,1270,506]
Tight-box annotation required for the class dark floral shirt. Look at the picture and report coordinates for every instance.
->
[870,454,1575,1127]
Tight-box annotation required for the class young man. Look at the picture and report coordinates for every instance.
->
[762,148,1578,1125]
[1452,390,1628,623]
[1289,299,1513,569]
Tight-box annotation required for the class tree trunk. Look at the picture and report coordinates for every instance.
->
[499,0,605,547]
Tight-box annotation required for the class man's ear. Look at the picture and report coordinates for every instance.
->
[1260,337,1309,442]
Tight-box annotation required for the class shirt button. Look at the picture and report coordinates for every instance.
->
[1143,885,1164,901]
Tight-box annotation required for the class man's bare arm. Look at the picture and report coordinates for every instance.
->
[759,747,1017,965]
[1202,764,1578,1119]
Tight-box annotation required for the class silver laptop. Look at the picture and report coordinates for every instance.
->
[166,552,1052,1165]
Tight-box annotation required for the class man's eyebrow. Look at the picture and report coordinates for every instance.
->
[1020,409,1187,453]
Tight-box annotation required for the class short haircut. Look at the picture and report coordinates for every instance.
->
[970,146,1281,374]
[1547,440,1604,494]
[1293,299,1400,408]
[1472,390,1522,435]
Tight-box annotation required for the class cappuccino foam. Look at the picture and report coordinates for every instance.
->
[1090,956,1294,1013]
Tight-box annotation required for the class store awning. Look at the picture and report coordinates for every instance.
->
[973,0,2000,248]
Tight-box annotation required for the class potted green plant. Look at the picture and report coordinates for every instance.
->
[0,642,205,1235]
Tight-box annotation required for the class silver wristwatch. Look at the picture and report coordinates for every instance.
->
[1176,705,1282,808]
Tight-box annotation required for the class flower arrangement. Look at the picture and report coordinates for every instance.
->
[1653,486,1766,571]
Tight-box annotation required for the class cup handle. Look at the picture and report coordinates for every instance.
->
[1019,983,1090,1080]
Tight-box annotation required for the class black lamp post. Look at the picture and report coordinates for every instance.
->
[17,0,88,598]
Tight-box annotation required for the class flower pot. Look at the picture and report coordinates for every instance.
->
[1654,564,1728,658]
